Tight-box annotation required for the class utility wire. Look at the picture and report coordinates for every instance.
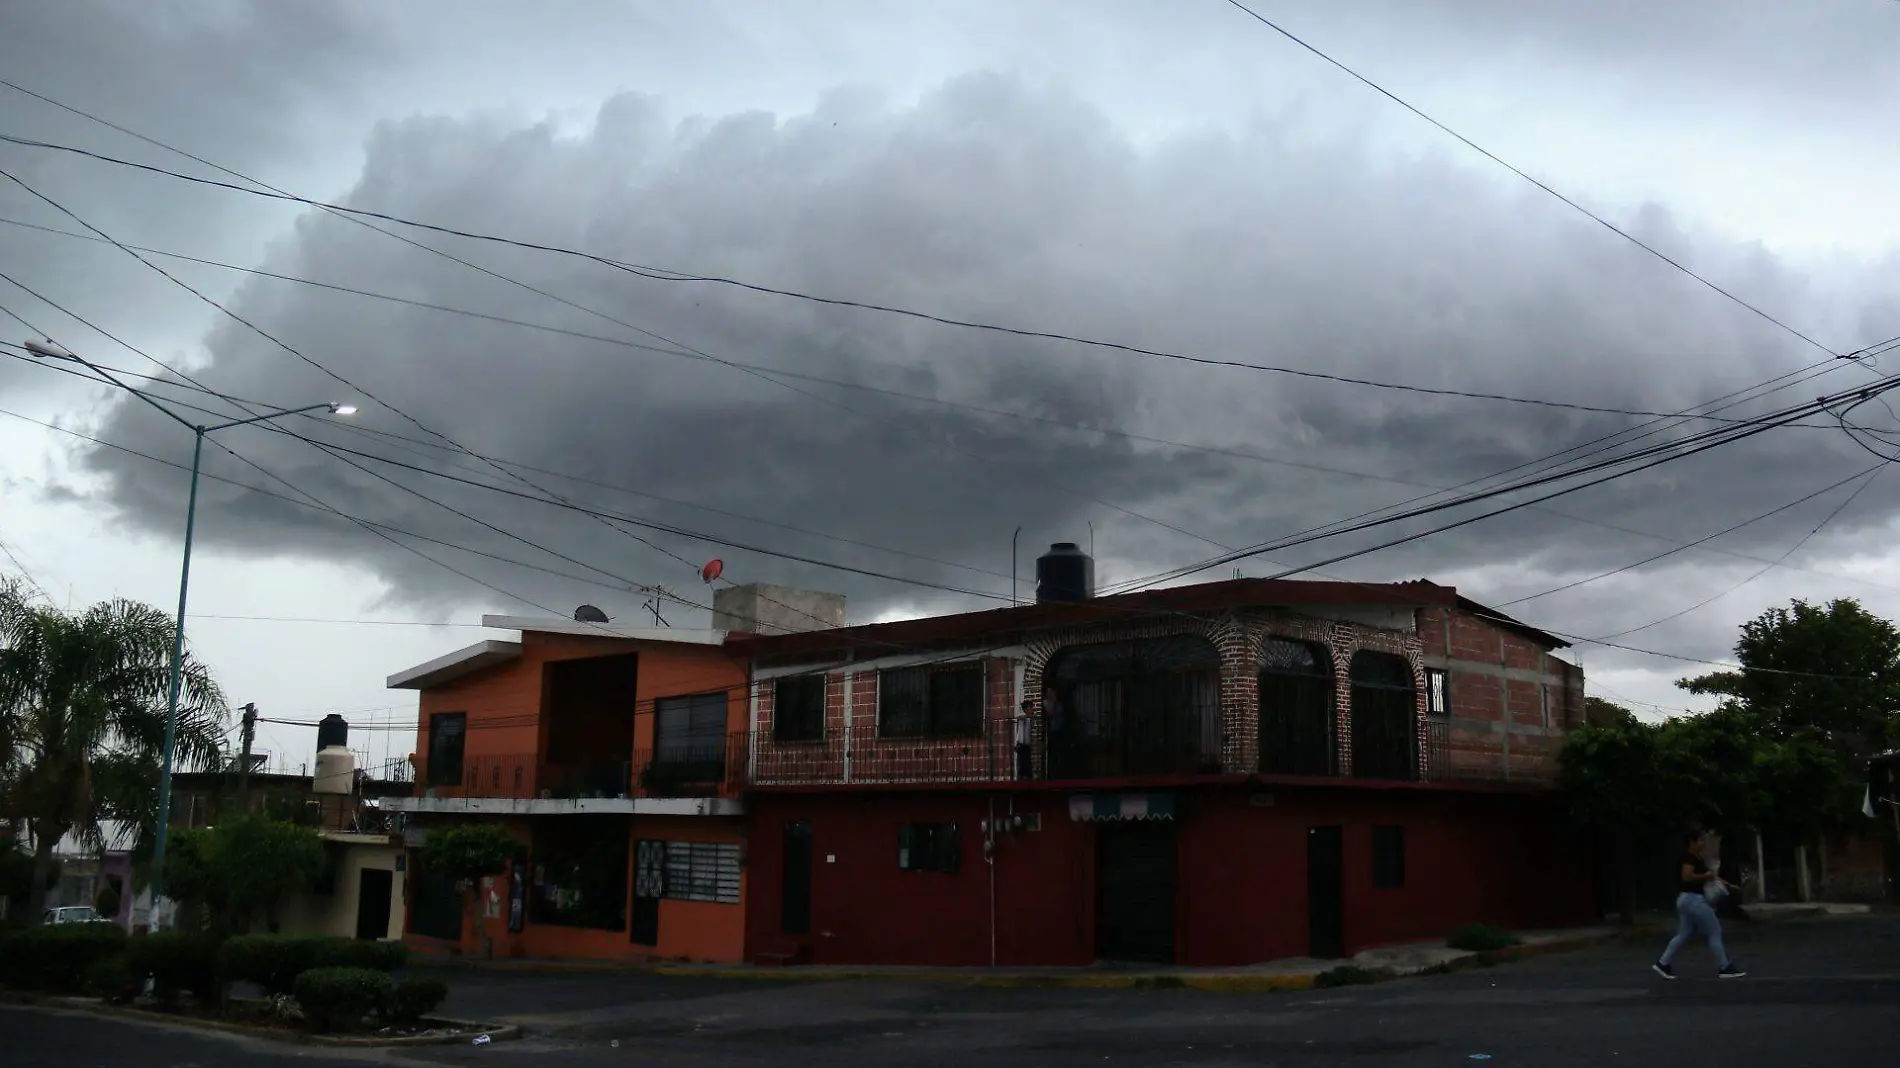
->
[0,127,1861,412]
[1217,0,1842,361]
[1591,465,1890,640]
[1496,463,1886,608]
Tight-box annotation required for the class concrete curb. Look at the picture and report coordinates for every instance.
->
[0,992,519,1047]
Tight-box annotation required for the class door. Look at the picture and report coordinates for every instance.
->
[782,822,813,935]
[355,868,394,940]
[1308,825,1344,958]
[1095,822,1178,963]
[631,839,664,946]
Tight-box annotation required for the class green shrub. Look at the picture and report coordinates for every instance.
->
[293,966,391,1033]
[84,953,140,1004]
[221,935,407,996]
[382,976,449,1025]
[0,922,128,992]
[1446,924,1521,953]
[322,938,407,973]
[220,934,325,996]
[128,932,224,1005]
[1314,964,1383,988]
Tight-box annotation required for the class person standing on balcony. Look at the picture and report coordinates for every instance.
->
[1014,700,1034,780]
[1654,830,1746,980]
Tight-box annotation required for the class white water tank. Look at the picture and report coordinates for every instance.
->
[313,746,356,795]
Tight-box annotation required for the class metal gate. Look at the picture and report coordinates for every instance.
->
[631,839,664,946]
[1095,822,1177,963]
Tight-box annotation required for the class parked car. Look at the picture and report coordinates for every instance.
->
[40,905,105,925]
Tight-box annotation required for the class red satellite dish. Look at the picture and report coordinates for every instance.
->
[700,558,724,583]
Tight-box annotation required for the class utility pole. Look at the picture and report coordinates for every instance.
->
[236,703,258,808]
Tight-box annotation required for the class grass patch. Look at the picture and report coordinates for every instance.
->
[1446,924,1522,953]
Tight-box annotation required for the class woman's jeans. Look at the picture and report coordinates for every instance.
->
[1660,891,1729,966]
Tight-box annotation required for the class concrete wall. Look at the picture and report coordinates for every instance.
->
[275,840,405,939]
[714,584,847,635]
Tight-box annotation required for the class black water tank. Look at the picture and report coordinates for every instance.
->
[1036,542,1094,603]
[316,713,349,752]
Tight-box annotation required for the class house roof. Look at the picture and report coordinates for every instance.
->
[730,577,1566,658]
[386,639,523,690]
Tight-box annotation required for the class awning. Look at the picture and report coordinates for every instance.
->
[1069,793,1176,822]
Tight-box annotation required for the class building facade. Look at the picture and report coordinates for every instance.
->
[733,575,1595,967]
[383,613,757,963]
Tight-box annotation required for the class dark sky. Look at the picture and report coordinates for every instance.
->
[3,0,1898,754]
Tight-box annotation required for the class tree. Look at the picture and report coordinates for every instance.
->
[160,816,326,935]
[0,579,227,921]
[1679,598,1900,765]
[1559,710,1664,923]
[418,823,519,959]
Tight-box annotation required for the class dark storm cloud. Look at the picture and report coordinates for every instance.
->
[41,72,1899,657]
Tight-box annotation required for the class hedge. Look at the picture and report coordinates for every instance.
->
[84,954,141,1004]
[383,975,449,1025]
[128,932,224,1005]
[293,966,392,1033]
[0,923,127,993]
[220,935,406,996]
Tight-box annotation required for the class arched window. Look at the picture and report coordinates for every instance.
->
[1349,650,1418,781]
[1044,635,1220,778]
[1258,638,1335,776]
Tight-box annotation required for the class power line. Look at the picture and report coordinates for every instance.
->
[1217,0,1843,361]
[1496,463,1885,608]
[1591,465,1890,640]
[0,127,1862,414]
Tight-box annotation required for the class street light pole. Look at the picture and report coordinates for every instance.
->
[22,338,354,920]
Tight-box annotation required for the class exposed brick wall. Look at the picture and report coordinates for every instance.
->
[746,600,1578,788]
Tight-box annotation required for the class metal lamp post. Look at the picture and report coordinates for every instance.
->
[22,338,355,917]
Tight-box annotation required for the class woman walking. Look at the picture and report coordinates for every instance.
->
[1654,830,1746,979]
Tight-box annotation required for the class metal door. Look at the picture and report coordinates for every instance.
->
[1095,822,1177,963]
[781,822,813,935]
[631,839,664,946]
[1308,825,1344,958]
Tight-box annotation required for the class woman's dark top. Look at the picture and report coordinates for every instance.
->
[1680,852,1710,895]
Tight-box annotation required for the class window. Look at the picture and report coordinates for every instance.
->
[655,692,729,763]
[1349,651,1418,782]
[878,663,985,739]
[774,674,827,743]
[426,712,466,786]
[532,820,628,930]
[1259,637,1335,776]
[1372,826,1406,889]
[663,841,742,903]
[1045,636,1221,778]
[897,823,962,873]
[1426,669,1449,718]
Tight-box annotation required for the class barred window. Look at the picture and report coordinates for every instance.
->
[773,674,827,742]
[663,841,742,904]
[878,663,985,739]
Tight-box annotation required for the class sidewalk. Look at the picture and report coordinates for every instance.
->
[418,924,1632,993]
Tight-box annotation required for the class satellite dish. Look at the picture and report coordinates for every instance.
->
[573,604,610,623]
[700,558,724,583]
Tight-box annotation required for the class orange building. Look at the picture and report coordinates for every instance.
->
[384,611,753,963]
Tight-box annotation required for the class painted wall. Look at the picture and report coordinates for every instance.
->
[745,785,1596,967]
[275,840,406,939]
[414,633,749,796]
[403,814,748,963]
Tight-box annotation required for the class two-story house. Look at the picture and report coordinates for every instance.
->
[733,546,1595,967]
[381,598,835,964]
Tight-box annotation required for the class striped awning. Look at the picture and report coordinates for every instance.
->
[1069,793,1176,822]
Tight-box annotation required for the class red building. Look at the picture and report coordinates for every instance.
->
[733,560,1595,967]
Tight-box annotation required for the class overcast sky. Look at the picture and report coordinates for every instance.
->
[3,0,1899,765]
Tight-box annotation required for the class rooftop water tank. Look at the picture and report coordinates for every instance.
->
[1035,542,1094,604]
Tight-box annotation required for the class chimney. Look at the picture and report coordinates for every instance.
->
[713,584,846,634]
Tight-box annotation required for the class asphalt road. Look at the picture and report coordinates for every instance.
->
[6,913,1897,1068]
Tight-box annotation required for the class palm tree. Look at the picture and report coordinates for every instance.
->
[0,578,227,921]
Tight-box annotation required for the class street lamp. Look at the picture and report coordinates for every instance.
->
[22,338,355,917]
